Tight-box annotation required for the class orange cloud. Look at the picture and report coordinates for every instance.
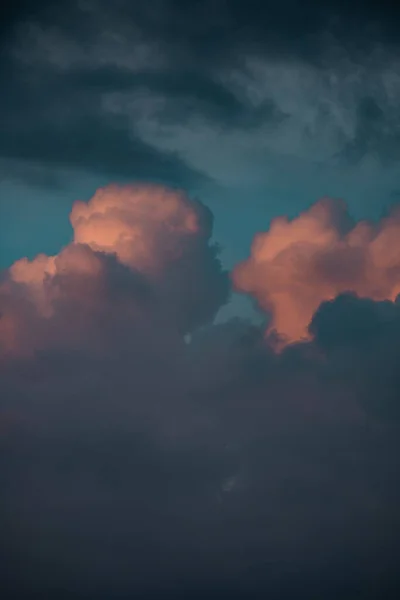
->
[0,184,228,357]
[70,184,204,272]
[233,198,400,345]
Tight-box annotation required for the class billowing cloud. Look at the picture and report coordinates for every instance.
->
[71,183,230,332]
[0,183,229,358]
[2,185,400,598]
[71,184,205,270]
[233,197,400,344]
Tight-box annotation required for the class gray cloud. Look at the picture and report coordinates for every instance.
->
[1,187,400,597]
[3,0,400,191]
[2,295,400,598]
[310,293,400,420]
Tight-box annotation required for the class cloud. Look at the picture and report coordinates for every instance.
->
[233,197,400,344]
[70,184,204,268]
[0,89,209,187]
[2,295,400,597]
[97,49,400,194]
[4,0,400,193]
[0,183,229,358]
[70,183,230,332]
[1,245,164,360]
[12,12,164,72]
[219,53,400,166]
[2,185,400,598]
[310,293,400,420]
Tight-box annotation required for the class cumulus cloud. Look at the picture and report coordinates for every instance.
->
[71,184,230,332]
[0,183,229,358]
[2,186,400,598]
[233,197,400,344]
[71,184,204,269]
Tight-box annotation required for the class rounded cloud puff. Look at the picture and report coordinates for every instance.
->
[70,184,230,332]
[233,198,400,345]
[0,184,229,357]
[70,184,204,271]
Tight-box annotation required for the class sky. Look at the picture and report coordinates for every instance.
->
[1,1,400,598]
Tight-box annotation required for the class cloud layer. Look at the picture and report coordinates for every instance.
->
[1,184,400,598]
[3,0,400,191]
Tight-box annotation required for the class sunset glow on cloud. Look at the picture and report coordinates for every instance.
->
[233,198,400,344]
[2,183,400,598]
[3,189,400,356]
[0,184,228,357]
[70,184,204,272]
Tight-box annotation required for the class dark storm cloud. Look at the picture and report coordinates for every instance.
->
[3,0,400,188]
[310,293,400,420]
[2,295,400,598]
[338,96,400,165]
[1,186,400,598]
[4,0,400,52]
[232,197,400,345]
[66,0,400,65]
[0,62,211,187]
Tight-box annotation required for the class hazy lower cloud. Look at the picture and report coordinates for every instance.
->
[1,183,400,598]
